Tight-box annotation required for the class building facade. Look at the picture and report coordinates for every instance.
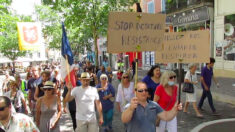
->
[214,0,235,77]
[141,0,165,70]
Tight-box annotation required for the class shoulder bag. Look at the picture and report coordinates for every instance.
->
[182,75,194,93]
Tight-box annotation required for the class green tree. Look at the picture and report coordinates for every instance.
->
[0,1,32,70]
[35,5,62,49]
[41,0,137,66]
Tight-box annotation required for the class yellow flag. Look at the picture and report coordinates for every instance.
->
[17,22,43,51]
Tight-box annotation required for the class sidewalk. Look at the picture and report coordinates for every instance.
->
[138,69,235,105]
[137,69,235,132]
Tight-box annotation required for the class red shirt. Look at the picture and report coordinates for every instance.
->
[117,72,123,80]
[155,84,177,111]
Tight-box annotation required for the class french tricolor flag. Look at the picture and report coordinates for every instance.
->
[60,22,76,87]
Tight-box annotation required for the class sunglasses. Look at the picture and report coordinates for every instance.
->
[136,89,148,93]
[169,76,176,79]
[123,76,129,79]
[44,88,53,91]
[0,106,6,111]
[101,78,107,80]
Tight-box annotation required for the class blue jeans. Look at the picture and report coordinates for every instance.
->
[198,90,216,112]
[102,109,113,128]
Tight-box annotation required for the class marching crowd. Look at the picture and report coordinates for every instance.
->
[0,57,220,132]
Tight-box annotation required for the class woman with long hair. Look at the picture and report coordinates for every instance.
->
[36,81,62,132]
[154,71,178,132]
[142,65,161,100]
[116,72,134,112]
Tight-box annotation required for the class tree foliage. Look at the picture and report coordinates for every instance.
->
[0,1,32,62]
[41,0,137,66]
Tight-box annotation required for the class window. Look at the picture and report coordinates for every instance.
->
[147,0,155,14]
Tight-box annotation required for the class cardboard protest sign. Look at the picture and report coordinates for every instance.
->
[107,12,166,53]
[155,30,210,63]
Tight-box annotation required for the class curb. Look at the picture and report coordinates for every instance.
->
[190,118,235,132]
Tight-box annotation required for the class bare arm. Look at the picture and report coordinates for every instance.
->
[121,106,135,123]
[95,100,103,125]
[34,86,39,101]
[200,77,209,91]
[157,102,181,121]
[153,95,160,103]
[28,89,32,108]
[212,75,218,85]
[121,97,138,123]
[64,83,75,103]
[116,102,121,112]
[51,96,62,128]
[21,98,28,114]
[36,98,42,127]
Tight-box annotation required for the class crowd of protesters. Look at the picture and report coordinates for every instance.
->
[0,57,220,132]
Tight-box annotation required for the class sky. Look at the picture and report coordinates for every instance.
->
[11,0,41,16]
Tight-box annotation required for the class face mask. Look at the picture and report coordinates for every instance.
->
[168,81,175,86]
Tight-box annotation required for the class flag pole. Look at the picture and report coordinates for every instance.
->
[134,2,142,96]
[65,55,71,83]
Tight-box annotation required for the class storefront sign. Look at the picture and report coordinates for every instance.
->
[171,6,209,26]
[107,12,166,53]
[155,30,210,63]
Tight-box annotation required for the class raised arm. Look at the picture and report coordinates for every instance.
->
[64,83,75,103]
[121,97,138,123]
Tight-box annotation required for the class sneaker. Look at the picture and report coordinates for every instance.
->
[104,128,108,132]
[212,112,221,116]
[108,126,113,132]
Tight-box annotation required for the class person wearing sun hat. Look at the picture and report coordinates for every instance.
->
[65,72,103,132]
[36,81,62,132]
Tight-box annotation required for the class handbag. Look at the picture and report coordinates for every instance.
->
[182,75,194,93]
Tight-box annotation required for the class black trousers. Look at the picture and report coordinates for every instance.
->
[198,90,216,112]
[69,109,77,131]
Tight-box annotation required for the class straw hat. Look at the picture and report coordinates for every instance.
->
[42,81,54,89]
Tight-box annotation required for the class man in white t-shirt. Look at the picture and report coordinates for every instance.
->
[65,72,103,132]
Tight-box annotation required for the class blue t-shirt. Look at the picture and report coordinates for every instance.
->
[201,66,213,89]
[142,75,160,100]
[96,83,115,112]
[102,61,108,69]
[125,101,163,132]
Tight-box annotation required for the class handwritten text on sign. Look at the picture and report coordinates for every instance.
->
[107,12,166,53]
[155,30,210,63]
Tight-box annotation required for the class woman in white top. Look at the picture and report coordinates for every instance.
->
[183,63,203,118]
[4,81,28,114]
[116,72,135,112]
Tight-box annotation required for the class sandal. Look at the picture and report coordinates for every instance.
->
[196,114,204,119]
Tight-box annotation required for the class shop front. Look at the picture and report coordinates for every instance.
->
[214,0,235,77]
